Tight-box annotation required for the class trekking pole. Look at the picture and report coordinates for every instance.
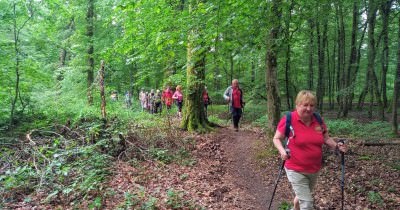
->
[268,149,290,210]
[338,139,345,210]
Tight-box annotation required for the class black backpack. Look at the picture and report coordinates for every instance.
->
[284,112,324,138]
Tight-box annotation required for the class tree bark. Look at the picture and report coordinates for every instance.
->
[307,19,315,90]
[265,0,282,134]
[86,0,94,105]
[284,0,294,110]
[365,0,384,120]
[99,60,106,120]
[316,3,328,112]
[335,1,346,117]
[181,0,212,132]
[342,0,360,117]
[10,2,32,128]
[380,0,393,108]
[392,10,400,136]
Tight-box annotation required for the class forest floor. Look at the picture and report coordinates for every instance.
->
[104,120,399,209]
[4,117,400,209]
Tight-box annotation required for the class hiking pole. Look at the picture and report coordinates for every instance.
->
[268,149,290,210]
[338,139,345,210]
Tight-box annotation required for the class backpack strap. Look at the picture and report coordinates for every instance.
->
[285,112,292,138]
[313,112,325,133]
[285,112,324,138]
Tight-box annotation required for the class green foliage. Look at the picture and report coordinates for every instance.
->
[327,119,395,139]
[368,191,383,205]
[278,201,292,210]
[166,188,203,210]
[149,148,173,164]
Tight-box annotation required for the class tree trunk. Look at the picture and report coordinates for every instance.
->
[10,2,32,128]
[335,1,346,117]
[284,0,294,110]
[392,11,400,136]
[361,0,385,120]
[342,0,360,117]
[265,0,282,134]
[380,0,393,108]
[99,60,107,120]
[181,0,212,132]
[307,19,315,90]
[316,4,328,112]
[86,0,94,105]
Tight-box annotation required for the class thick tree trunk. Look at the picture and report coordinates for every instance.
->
[86,0,94,105]
[181,1,212,132]
[265,0,282,134]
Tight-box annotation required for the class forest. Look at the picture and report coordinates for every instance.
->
[1,0,399,209]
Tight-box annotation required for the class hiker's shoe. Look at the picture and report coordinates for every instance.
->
[235,128,239,132]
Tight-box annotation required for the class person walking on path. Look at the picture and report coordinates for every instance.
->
[272,90,348,210]
[153,89,163,114]
[172,85,184,118]
[223,79,244,131]
[162,86,173,110]
[202,87,211,116]
[149,89,155,113]
[125,91,132,108]
[139,88,146,111]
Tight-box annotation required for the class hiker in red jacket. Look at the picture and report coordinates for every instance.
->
[224,79,244,131]
[162,86,173,110]
[202,87,211,116]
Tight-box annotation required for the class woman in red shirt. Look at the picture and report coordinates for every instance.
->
[162,86,173,110]
[272,90,347,210]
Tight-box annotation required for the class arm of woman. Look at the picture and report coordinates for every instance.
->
[273,131,290,160]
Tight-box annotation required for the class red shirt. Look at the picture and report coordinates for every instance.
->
[232,88,242,108]
[277,111,327,173]
[202,91,209,103]
[162,90,173,106]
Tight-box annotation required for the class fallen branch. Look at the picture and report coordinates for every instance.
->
[360,140,400,146]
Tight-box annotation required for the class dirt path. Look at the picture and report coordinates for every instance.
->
[218,127,270,209]
[214,127,289,210]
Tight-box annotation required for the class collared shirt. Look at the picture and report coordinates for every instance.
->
[277,111,327,173]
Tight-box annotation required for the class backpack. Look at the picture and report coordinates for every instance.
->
[284,112,324,139]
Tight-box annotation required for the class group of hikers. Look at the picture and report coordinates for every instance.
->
[137,85,211,118]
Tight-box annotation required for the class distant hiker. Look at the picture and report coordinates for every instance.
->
[202,87,211,116]
[272,90,348,210]
[172,85,184,118]
[139,88,146,111]
[125,91,132,108]
[110,91,118,101]
[149,89,155,113]
[223,79,244,131]
[144,92,150,111]
[162,86,173,110]
[153,89,163,114]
